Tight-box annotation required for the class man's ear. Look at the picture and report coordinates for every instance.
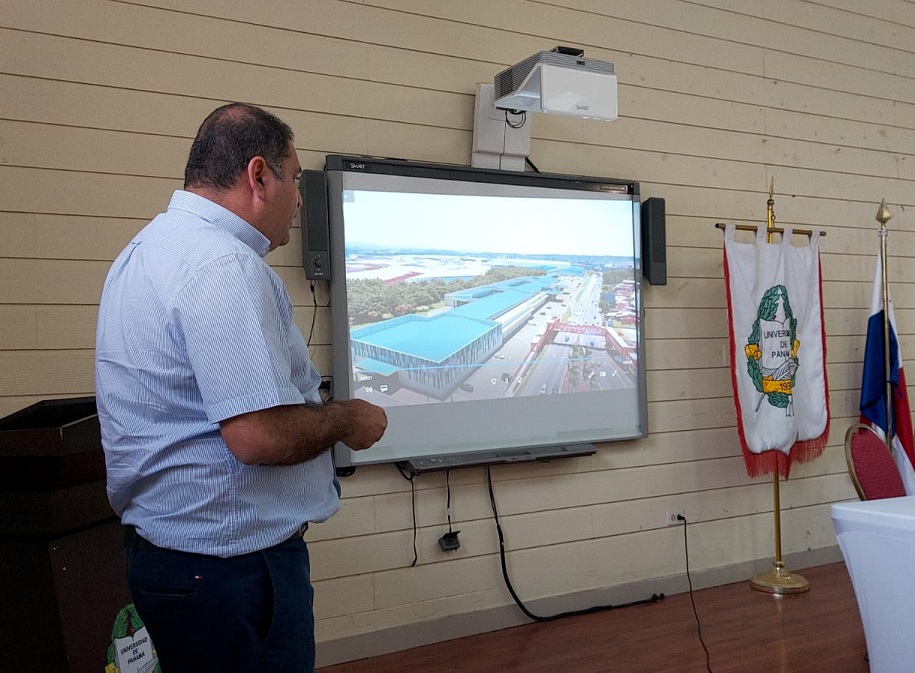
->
[245,156,269,199]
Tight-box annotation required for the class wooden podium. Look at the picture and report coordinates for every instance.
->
[0,397,130,673]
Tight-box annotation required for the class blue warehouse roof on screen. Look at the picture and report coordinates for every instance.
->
[448,293,515,321]
[352,313,496,363]
[351,274,559,368]
[447,276,557,309]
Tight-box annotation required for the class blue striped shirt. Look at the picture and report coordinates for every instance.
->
[95,190,339,557]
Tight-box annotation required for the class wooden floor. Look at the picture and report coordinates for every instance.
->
[319,563,868,673]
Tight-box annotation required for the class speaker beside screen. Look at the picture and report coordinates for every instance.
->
[301,170,331,280]
[640,197,667,286]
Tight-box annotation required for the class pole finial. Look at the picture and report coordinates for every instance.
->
[766,178,776,233]
[876,199,892,227]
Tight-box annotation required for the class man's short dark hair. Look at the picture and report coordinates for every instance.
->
[184,103,295,191]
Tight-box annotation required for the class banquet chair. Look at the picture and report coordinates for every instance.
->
[845,422,906,501]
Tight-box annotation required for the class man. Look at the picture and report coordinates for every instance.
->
[95,103,387,672]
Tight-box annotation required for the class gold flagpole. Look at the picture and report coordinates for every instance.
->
[749,179,810,595]
[876,200,894,453]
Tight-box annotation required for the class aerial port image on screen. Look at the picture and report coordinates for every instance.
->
[341,187,639,407]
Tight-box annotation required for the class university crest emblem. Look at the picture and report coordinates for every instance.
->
[745,285,799,414]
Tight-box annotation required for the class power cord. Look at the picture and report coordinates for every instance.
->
[307,281,330,347]
[446,469,452,532]
[486,466,663,622]
[438,470,461,552]
[396,463,419,567]
[678,515,714,673]
[504,109,527,129]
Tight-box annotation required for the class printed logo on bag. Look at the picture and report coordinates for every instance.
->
[106,603,160,673]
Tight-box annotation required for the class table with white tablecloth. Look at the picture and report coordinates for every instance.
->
[832,496,915,673]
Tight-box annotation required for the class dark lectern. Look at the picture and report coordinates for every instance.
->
[0,397,129,673]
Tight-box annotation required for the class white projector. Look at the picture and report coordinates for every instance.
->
[493,49,618,121]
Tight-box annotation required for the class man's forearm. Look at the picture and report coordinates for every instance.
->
[220,399,387,466]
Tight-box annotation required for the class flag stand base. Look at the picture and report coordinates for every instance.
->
[750,561,810,595]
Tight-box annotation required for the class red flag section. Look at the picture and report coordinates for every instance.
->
[859,251,915,492]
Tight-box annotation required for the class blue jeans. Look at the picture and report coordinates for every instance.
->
[125,529,315,672]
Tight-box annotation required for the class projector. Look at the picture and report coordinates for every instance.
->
[493,47,618,121]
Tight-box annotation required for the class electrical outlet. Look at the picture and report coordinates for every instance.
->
[439,531,461,552]
[666,509,685,526]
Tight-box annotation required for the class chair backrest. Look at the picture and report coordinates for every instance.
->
[845,422,906,500]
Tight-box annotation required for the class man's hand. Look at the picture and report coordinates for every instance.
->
[337,399,388,450]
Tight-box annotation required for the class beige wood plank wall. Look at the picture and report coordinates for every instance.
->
[2,0,913,664]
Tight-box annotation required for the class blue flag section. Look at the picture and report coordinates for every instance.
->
[859,253,915,494]
[861,310,903,433]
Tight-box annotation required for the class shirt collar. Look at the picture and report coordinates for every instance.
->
[167,190,272,258]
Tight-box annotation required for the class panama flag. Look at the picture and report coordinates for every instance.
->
[859,251,915,494]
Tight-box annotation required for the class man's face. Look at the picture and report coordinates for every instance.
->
[263,141,302,250]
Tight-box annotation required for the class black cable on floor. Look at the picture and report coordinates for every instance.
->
[679,515,714,673]
[485,466,663,622]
